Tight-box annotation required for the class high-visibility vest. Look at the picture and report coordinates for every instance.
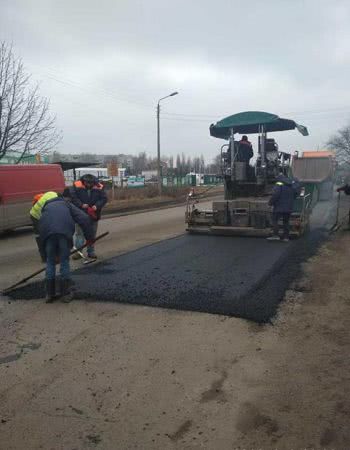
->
[30,191,58,220]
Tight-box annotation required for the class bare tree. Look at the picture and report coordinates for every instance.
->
[180,153,187,176]
[0,42,61,163]
[169,155,174,169]
[200,153,205,173]
[207,154,222,174]
[176,154,181,175]
[327,123,350,164]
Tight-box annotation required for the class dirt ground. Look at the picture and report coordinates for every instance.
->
[0,200,349,449]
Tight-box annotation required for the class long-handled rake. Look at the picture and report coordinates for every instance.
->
[2,232,109,295]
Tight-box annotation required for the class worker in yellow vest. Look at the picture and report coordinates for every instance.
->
[30,192,58,260]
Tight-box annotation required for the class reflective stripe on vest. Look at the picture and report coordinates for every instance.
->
[30,191,58,220]
[276,182,284,186]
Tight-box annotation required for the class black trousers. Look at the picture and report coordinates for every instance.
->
[272,212,290,239]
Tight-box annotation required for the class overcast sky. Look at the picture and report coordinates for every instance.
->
[1,0,350,163]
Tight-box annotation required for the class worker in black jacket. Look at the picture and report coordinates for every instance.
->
[337,183,350,225]
[39,196,94,302]
[237,135,254,164]
[337,184,350,195]
[70,174,107,260]
[267,174,299,242]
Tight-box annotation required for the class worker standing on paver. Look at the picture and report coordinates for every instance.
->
[70,174,107,261]
[39,194,94,302]
[237,135,254,164]
[30,191,59,261]
[267,173,299,242]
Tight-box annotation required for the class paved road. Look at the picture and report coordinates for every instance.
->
[6,198,336,322]
[1,197,345,450]
[0,198,216,291]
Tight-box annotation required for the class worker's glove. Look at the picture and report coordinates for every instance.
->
[86,239,95,247]
[87,206,98,220]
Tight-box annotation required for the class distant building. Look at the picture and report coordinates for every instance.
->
[0,152,49,164]
[142,170,158,181]
[50,153,134,170]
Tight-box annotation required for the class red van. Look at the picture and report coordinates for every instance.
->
[0,164,65,232]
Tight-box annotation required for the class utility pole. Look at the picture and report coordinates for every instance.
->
[157,91,178,196]
[157,102,161,196]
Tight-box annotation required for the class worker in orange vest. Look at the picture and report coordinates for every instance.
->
[70,174,107,261]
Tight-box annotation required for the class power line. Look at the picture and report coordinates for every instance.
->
[163,106,350,120]
[31,66,154,111]
[162,117,210,123]
[162,111,216,119]
[26,63,350,123]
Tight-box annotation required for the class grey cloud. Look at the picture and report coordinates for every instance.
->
[1,0,350,160]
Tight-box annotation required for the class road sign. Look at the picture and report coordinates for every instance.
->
[107,162,118,177]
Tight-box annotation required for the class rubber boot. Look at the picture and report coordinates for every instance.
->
[59,278,73,303]
[45,279,56,303]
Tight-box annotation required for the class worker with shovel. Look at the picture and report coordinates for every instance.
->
[38,193,94,302]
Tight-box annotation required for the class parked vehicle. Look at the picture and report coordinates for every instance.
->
[0,164,65,232]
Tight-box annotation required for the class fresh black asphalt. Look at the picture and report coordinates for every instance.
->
[7,225,330,323]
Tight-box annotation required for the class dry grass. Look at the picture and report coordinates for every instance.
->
[106,185,191,202]
[104,184,223,213]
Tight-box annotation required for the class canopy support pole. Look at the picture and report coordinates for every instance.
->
[259,124,266,167]
[230,128,235,182]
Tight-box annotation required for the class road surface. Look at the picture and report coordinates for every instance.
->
[0,198,216,291]
[1,196,347,450]
[6,198,335,323]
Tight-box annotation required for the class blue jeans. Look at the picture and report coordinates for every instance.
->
[45,234,71,280]
[75,220,98,256]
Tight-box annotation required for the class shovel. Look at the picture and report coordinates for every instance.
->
[2,232,109,295]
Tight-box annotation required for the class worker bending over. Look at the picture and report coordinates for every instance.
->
[70,174,107,261]
[30,191,58,261]
[39,193,94,302]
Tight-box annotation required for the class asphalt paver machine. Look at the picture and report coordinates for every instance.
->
[186,111,311,237]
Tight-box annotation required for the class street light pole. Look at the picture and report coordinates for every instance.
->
[157,102,161,196]
[157,91,178,196]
